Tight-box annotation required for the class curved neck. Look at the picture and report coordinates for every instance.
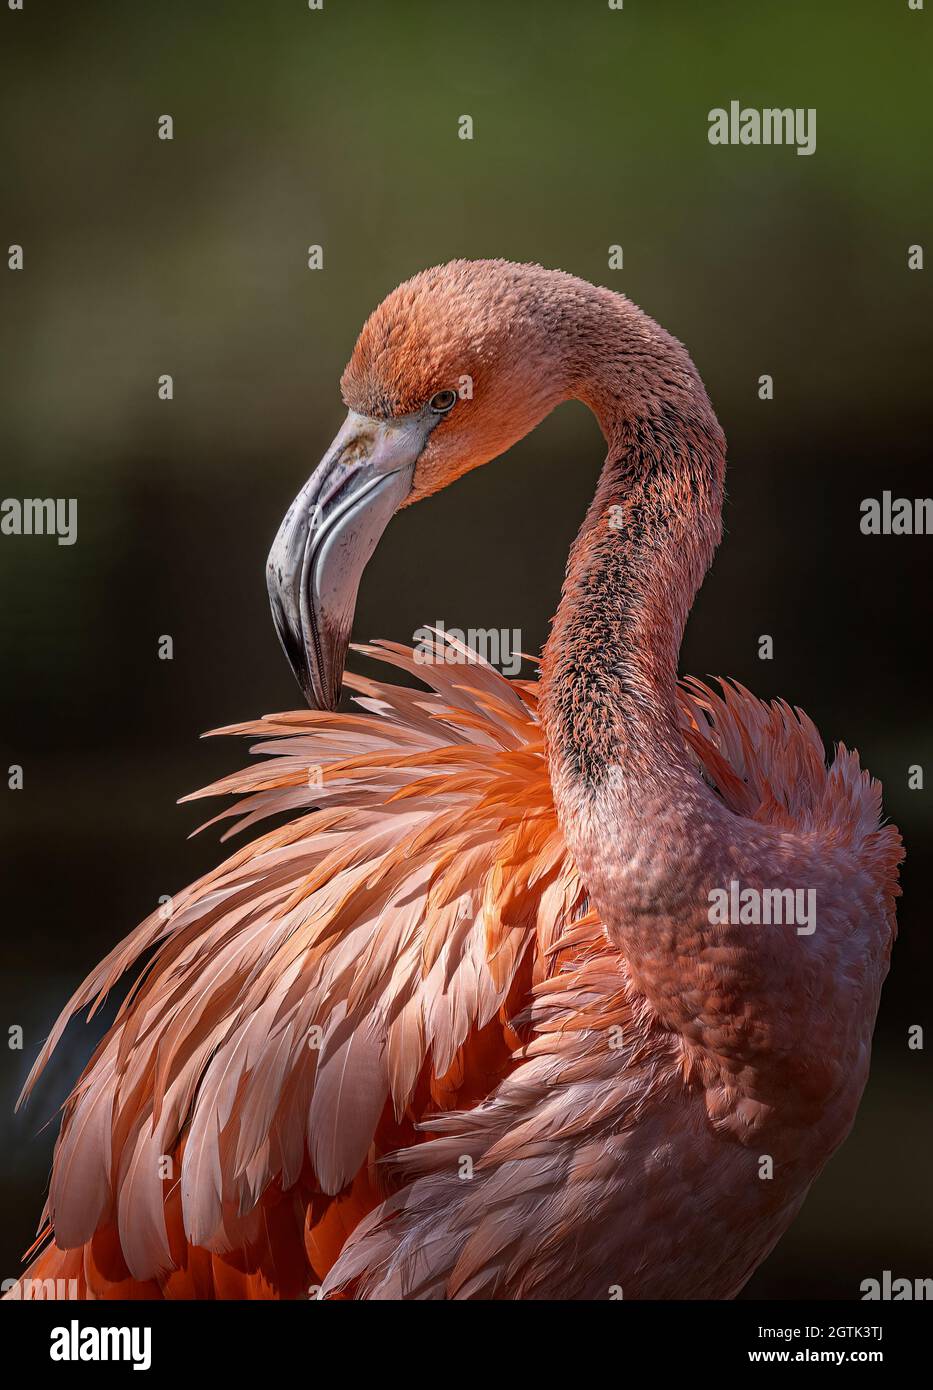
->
[538,289,758,1066]
[540,288,726,809]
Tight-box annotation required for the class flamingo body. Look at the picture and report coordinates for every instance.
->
[14,262,901,1299]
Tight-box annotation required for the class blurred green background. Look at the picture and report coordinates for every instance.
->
[1,0,931,1298]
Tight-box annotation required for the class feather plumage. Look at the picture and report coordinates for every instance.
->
[11,634,899,1298]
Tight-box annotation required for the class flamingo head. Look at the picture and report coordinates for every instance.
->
[267,259,570,710]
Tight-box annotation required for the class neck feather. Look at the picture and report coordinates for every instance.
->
[540,286,726,804]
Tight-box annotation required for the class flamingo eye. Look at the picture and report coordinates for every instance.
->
[429,389,457,414]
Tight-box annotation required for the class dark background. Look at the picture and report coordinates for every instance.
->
[1,0,930,1298]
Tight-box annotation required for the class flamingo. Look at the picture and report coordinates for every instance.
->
[14,260,901,1300]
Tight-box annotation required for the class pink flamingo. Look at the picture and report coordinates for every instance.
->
[15,261,901,1299]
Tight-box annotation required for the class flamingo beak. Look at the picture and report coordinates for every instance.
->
[266,408,431,710]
